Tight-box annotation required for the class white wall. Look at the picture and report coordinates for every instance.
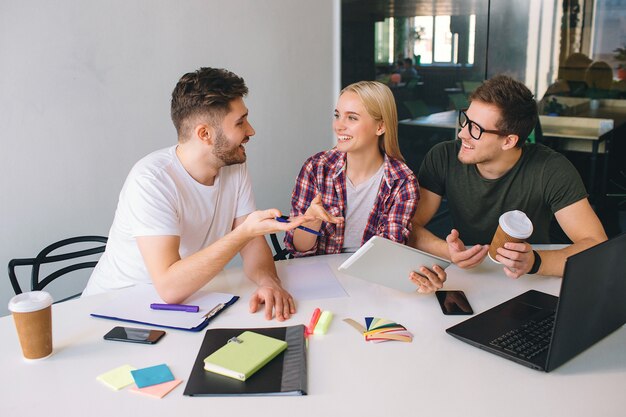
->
[0,0,340,316]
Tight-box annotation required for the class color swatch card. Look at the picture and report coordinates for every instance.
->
[203,331,288,381]
[363,317,413,343]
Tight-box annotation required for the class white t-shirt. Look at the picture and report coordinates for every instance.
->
[342,164,385,253]
[83,146,256,296]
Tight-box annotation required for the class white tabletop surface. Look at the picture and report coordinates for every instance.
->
[2,253,625,416]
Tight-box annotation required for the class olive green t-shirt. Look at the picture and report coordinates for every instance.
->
[418,141,588,244]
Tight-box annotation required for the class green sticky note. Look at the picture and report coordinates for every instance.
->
[314,311,333,335]
[97,364,136,390]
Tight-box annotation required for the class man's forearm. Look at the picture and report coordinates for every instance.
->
[152,228,252,303]
[409,225,450,259]
[536,236,606,277]
[242,236,282,287]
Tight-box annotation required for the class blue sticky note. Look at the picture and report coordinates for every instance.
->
[130,364,175,388]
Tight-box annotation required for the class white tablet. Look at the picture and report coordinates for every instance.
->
[338,236,451,293]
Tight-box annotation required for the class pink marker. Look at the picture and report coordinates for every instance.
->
[306,308,322,335]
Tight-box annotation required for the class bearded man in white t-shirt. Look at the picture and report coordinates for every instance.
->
[83,67,310,321]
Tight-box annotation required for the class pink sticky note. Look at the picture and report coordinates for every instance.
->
[129,379,183,399]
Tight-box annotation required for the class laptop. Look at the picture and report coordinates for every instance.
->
[446,233,626,372]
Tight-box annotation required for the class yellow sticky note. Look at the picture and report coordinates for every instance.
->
[97,364,137,390]
[313,311,333,335]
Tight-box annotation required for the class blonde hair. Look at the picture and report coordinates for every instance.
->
[340,81,404,161]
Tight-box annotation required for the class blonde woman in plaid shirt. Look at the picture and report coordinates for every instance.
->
[284,81,432,287]
[285,81,446,292]
[285,81,419,256]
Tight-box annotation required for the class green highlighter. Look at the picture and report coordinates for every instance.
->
[203,331,287,381]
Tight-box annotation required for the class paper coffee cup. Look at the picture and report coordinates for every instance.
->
[488,210,533,263]
[8,291,54,360]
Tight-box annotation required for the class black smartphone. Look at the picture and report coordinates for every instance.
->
[103,326,166,344]
[435,290,474,315]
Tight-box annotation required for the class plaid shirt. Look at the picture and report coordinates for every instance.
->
[284,148,419,257]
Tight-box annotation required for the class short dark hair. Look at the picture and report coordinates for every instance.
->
[469,75,538,147]
[170,67,248,140]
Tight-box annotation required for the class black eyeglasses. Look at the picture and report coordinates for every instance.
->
[458,109,508,140]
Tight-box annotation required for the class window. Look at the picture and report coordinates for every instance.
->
[375,15,476,66]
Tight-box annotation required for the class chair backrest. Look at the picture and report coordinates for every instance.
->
[527,118,544,145]
[448,93,469,110]
[585,61,613,91]
[402,100,430,119]
[462,80,482,94]
[8,236,108,303]
[406,78,421,88]
[269,233,291,261]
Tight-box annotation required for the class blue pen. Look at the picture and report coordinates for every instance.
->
[276,215,322,236]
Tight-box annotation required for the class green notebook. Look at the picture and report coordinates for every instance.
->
[203,331,288,381]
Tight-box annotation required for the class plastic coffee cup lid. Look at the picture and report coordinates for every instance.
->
[8,291,53,313]
[499,210,533,239]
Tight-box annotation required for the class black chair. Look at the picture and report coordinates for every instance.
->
[608,170,626,210]
[402,99,430,119]
[8,236,108,303]
[269,233,291,261]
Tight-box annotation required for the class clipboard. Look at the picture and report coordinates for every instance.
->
[184,325,307,396]
[338,236,451,293]
[90,284,238,332]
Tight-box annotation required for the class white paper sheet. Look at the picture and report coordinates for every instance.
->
[276,262,347,301]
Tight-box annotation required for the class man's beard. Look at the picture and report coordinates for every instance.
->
[213,128,247,166]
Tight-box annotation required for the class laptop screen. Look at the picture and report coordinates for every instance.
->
[546,233,626,371]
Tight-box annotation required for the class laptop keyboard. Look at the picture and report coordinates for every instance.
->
[489,313,556,359]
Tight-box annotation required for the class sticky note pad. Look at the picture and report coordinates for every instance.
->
[313,311,333,335]
[130,364,175,388]
[97,364,137,390]
[130,379,183,399]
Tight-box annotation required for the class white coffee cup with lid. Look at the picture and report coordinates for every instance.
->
[488,210,533,263]
[8,291,54,360]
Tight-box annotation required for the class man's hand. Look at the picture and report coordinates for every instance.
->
[248,279,296,322]
[409,265,447,294]
[238,208,313,238]
[446,229,488,269]
[496,241,534,278]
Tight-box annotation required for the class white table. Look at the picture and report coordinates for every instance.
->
[399,109,460,141]
[2,254,625,417]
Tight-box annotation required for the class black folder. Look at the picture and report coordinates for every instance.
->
[183,324,308,396]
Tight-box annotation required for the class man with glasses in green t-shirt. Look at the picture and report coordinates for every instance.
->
[407,75,607,293]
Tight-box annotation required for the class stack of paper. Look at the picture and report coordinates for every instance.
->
[97,363,182,399]
[363,317,413,343]
[129,364,182,398]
